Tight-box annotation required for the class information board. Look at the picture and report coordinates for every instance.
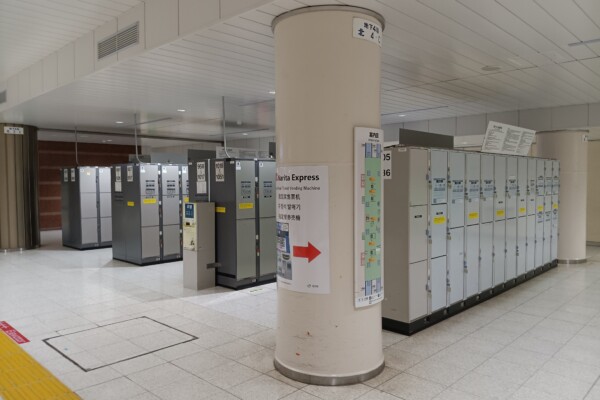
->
[481,121,536,156]
[276,165,330,294]
[354,127,384,308]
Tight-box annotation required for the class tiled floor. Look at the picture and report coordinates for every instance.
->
[2,231,600,399]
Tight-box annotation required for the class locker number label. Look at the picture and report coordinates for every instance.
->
[382,150,392,180]
[215,161,225,182]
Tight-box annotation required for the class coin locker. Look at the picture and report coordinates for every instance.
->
[505,157,518,281]
[383,146,560,335]
[61,166,112,249]
[464,153,480,299]
[543,194,552,264]
[447,151,465,306]
[480,154,495,292]
[111,163,184,265]
[493,156,506,287]
[516,157,528,277]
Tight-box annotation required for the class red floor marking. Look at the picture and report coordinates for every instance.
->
[0,321,29,344]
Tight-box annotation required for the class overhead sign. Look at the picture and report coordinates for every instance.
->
[481,121,535,156]
[3,126,24,135]
[353,18,382,47]
[276,165,330,294]
[354,127,384,308]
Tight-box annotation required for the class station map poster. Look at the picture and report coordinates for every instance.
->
[354,127,384,308]
[481,121,536,156]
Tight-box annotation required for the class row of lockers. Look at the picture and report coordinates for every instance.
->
[383,147,559,331]
[60,167,112,249]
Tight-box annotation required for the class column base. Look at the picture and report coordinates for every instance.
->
[274,357,385,386]
[558,258,587,264]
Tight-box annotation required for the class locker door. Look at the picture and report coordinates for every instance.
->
[551,195,559,261]
[430,204,447,259]
[78,167,97,193]
[545,160,553,196]
[517,157,528,218]
[465,153,480,225]
[493,220,506,285]
[409,260,428,321]
[552,160,560,195]
[536,159,545,196]
[527,158,537,216]
[506,157,518,219]
[448,152,465,229]
[447,227,464,305]
[516,217,527,276]
[481,155,494,223]
[526,215,536,272]
[505,218,517,280]
[535,198,545,268]
[430,150,448,205]
[543,196,552,264]
[465,224,479,298]
[494,156,506,222]
[99,167,111,192]
[409,206,428,263]
[80,219,98,245]
[409,148,428,206]
[480,223,494,291]
[430,256,447,312]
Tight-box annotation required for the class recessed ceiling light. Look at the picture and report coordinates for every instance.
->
[398,114,406,117]
[269,91,276,95]
[177,109,186,112]
[115,121,124,124]
[102,139,112,143]
[242,133,248,136]
[481,65,501,72]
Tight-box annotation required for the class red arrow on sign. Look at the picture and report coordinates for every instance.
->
[293,242,321,263]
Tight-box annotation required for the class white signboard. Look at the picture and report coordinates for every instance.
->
[382,150,392,180]
[196,161,207,194]
[276,166,330,294]
[481,121,536,156]
[70,168,76,182]
[127,165,133,182]
[115,166,122,192]
[3,126,24,135]
[215,161,225,182]
[354,127,384,308]
[63,169,68,182]
[353,18,382,47]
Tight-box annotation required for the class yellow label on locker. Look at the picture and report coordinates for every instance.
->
[143,198,157,204]
[127,201,135,207]
[433,216,446,225]
[553,203,558,209]
[239,203,254,209]
[216,207,226,213]
[496,210,505,217]
[468,212,479,220]
[519,207,526,214]
[184,197,189,203]
[537,205,544,212]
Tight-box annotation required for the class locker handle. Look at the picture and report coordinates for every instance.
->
[426,282,431,292]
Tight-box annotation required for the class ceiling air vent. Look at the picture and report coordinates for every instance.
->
[0,91,6,104]
[97,22,139,60]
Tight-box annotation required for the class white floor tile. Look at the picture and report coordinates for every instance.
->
[76,377,146,400]
[452,371,520,399]
[378,373,444,400]
[229,375,297,400]
[128,363,194,391]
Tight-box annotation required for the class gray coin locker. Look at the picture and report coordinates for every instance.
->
[480,154,495,223]
[493,156,506,287]
[516,157,528,277]
[464,153,480,299]
[111,163,183,265]
[545,160,553,196]
[506,157,518,219]
[527,158,537,216]
[505,217,517,281]
[61,166,112,250]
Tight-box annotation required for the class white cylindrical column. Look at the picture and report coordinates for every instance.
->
[272,6,385,385]
[536,130,588,263]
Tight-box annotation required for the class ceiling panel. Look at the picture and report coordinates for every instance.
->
[0,0,141,81]
[2,0,600,140]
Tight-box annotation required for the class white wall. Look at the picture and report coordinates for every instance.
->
[383,102,600,137]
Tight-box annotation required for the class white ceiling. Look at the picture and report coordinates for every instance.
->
[2,0,600,143]
[0,0,141,82]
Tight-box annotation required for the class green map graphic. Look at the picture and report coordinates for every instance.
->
[364,150,382,282]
